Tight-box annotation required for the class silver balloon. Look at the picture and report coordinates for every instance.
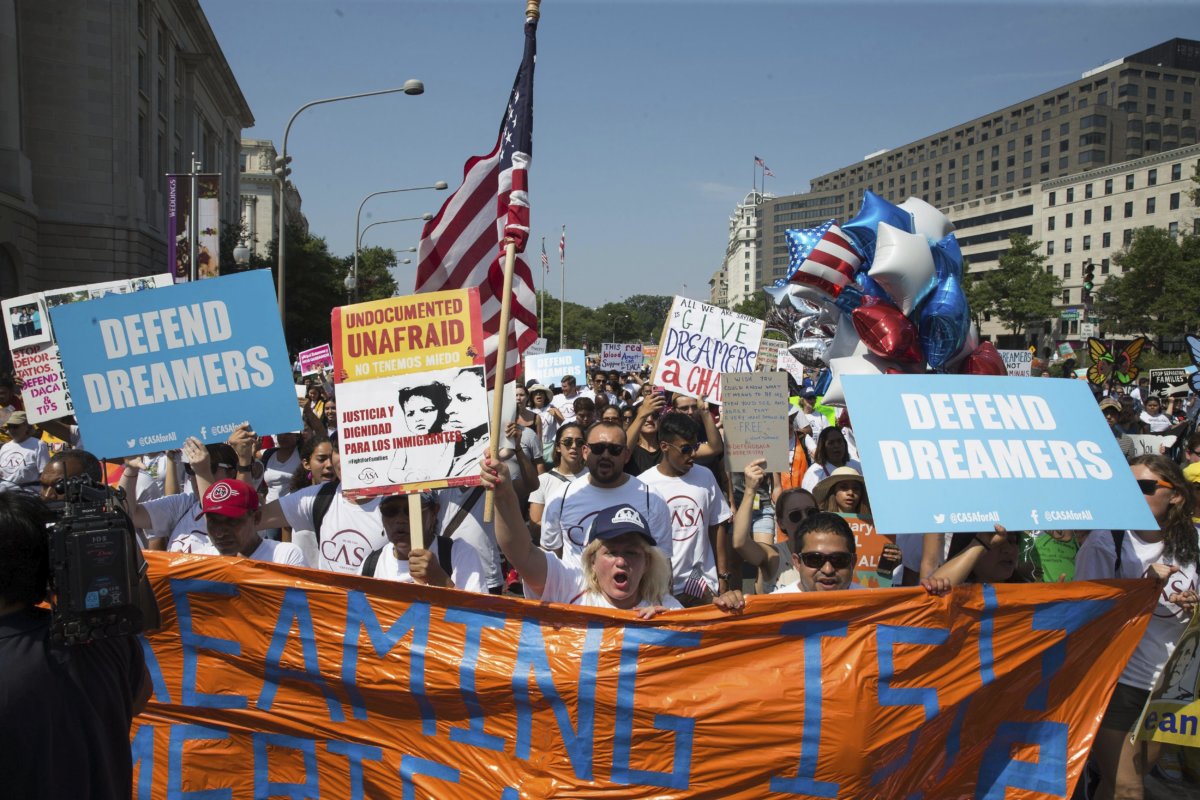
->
[790,337,830,368]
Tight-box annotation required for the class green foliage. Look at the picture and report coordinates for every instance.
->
[1190,159,1200,208]
[730,292,768,321]
[973,233,1060,335]
[346,246,399,303]
[1094,227,1200,340]
[280,223,346,350]
[535,292,674,351]
[960,256,994,332]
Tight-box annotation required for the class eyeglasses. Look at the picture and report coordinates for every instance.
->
[586,442,625,457]
[786,507,818,524]
[1137,478,1174,495]
[798,551,854,570]
[560,437,584,447]
[664,442,697,456]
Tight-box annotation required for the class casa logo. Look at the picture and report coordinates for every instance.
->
[610,506,642,526]
[666,494,704,542]
[321,528,373,570]
[209,482,235,502]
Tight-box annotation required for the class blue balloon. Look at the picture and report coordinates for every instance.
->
[832,283,864,315]
[918,272,970,370]
[855,271,895,306]
[785,221,835,280]
[814,367,832,397]
[841,190,913,264]
[933,233,964,282]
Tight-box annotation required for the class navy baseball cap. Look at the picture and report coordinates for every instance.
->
[587,504,655,547]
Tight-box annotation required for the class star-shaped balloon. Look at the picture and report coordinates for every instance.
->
[900,196,955,243]
[840,190,913,264]
[785,221,835,279]
[932,233,963,282]
[868,223,937,316]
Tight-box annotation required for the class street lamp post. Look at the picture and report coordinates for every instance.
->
[354,214,433,301]
[275,79,425,323]
[353,181,447,302]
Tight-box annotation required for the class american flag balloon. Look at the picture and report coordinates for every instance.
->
[788,222,862,299]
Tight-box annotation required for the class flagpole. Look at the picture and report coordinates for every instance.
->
[539,236,545,336]
[559,224,565,350]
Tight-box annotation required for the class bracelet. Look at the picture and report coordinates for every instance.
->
[717,572,733,581]
[973,534,991,551]
[237,463,253,471]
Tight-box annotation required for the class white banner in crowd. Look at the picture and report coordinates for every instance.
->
[757,338,784,372]
[720,371,789,471]
[652,296,763,405]
[524,337,548,357]
[997,349,1033,377]
[524,349,586,387]
[600,343,642,372]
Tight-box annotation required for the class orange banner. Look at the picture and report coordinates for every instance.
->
[133,552,1157,799]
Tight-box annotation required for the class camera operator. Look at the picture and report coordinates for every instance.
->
[0,491,151,799]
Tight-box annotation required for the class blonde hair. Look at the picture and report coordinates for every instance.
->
[580,535,673,606]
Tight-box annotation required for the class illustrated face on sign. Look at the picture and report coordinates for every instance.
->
[444,369,485,433]
[398,385,446,436]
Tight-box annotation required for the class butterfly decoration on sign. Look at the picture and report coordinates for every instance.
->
[1086,337,1146,386]
[1186,334,1200,394]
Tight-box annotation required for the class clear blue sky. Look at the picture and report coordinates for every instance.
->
[203,0,1193,306]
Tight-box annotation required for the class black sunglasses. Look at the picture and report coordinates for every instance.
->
[560,437,584,447]
[1137,478,1171,495]
[665,442,697,456]
[786,507,818,524]
[586,442,625,457]
[798,551,854,570]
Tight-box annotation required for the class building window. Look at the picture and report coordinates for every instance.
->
[1064,263,1072,279]
[1125,174,1135,190]
[137,113,146,178]
[1046,241,1055,255]
[1084,209,1092,224]
[1062,289,1071,304]
[1172,163,1183,181]
[1101,258,1110,274]
[1023,166,1032,178]
[1041,144,1051,158]
[1103,205,1112,222]
[1066,188,1074,202]
[1048,191,1056,206]
[1064,238,1072,253]
[1102,232,1111,248]
[1083,235,1091,250]
[1123,229,1133,246]
[1148,168,1157,186]
[1059,156,1069,169]
[1124,201,1133,218]
[1104,178,1113,195]
[1170,192,1180,210]
[1085,184,1093,199]
[1048,216,1056,231]
[1169,221,1179,237]
[1065,213,1073,228]
[1146,197,1156,214]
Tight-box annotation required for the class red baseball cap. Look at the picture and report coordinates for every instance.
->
[201,479,259,518]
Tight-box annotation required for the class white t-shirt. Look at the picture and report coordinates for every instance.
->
[0,437,48,489]
[772,579,864,594]
[529,467,589,507]
[550,391,581,423]
[435,486,503,590]
[1075,529,1200,690]
[360,540,485,593]
[249,539,310,567]
[1139,411,1172,433]
[529,551,684,610]
[135,452,181,504]
[144,494,216,554]
[801,458,864,493]
[279,484,384,575]
[535,408,559,449]
[639,466,731,594]
[540,475,672,569]
[262,449,302,504]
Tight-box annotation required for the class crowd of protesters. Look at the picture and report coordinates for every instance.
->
[2,351,1200,798]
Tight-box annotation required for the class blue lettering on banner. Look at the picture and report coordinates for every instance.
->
[444,607,508,752]
[257,588,345,722]
[327,740,384,800]
[770,621,848,797]
[612,626,701,789]
[252,733,319,800]
[1025,600,1112,711]
[340,592,434,733]
[131,724,155,800]
[171,579,246,709]
[976,721,1068,799]
[168,723,231,800]
[400,754,460,800]
[979,585,998,686]
[139,633,171,704]
[872,624,950,785]
[512,619,602,779]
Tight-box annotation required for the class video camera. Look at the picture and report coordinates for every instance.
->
[46,477,160,646]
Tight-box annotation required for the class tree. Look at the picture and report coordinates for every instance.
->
[960,256,995,333]
[1094,227,1200,341]
[345,246,399,302]
[1190,159,1200,208]
[730,292,768,321]
[278,223,345,350]
[974,233,1060,337]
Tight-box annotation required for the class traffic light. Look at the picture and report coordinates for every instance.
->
[1082,260,1095,293]
[273,155,292,180]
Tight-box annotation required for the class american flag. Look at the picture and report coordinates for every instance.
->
[754,156,765,167]
[414,18,539,382]
[558,225,565,265]
[788,222,862,299]
[540,237,549,273]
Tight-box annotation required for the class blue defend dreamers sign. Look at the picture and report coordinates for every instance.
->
[51,270,300,457]
[841,374,1157,535]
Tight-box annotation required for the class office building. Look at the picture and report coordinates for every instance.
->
[238,138,306,260]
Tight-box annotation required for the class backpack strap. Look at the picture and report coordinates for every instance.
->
[361,546,383,578]
[261,447,278,469]
[436,535,455,578]
[312,481,340,540]
[1112,530,1127,576]
[441,486,484,540]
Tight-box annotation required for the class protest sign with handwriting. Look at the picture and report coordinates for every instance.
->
[720,371,788,471]
[652,296,762,405]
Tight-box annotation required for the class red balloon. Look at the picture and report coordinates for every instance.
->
[960,341,1007,375]
[851,299,923,363]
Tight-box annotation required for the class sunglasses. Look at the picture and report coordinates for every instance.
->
[798,551,854,570]
[586,442,625,457]
[1137,478,1173,495]
[786,507,818,524]
[560,437,584,447]
[665,442,697,456]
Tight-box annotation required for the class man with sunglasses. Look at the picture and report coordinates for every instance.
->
[773,512,861,593]
[540,420,672,570]
[359,492,484,592]
[639,413,731,605]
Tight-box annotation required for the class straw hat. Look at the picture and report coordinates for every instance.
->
[812,466,865,507]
